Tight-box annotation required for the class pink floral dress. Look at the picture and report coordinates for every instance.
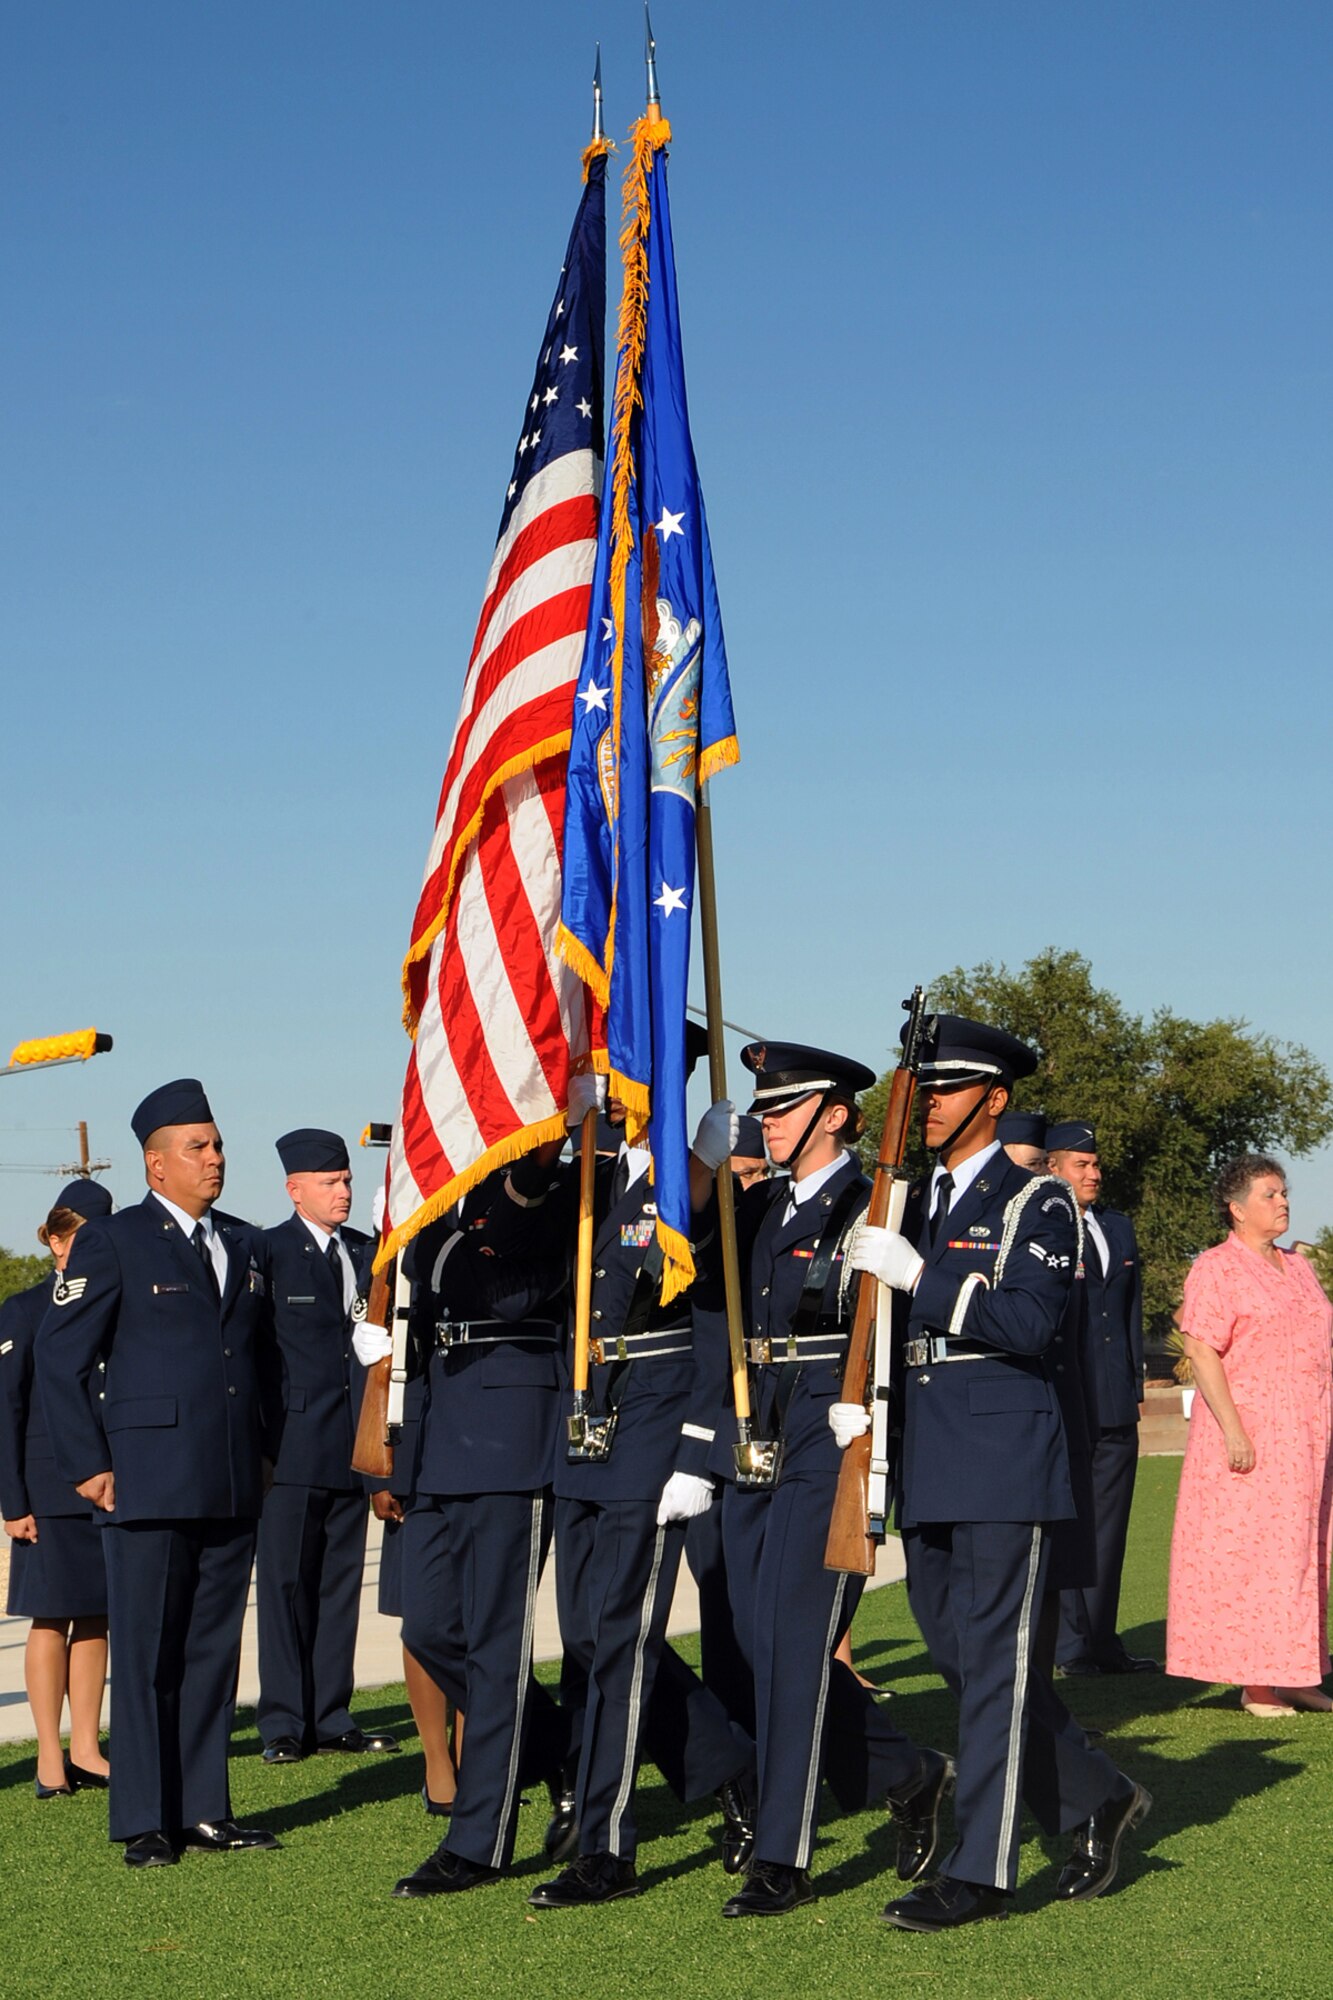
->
[1167,1236,1333,1686]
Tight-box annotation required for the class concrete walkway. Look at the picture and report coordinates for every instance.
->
[0,1515,906,1748]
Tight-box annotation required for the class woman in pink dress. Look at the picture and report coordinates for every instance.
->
[1167,1155,1333,1715]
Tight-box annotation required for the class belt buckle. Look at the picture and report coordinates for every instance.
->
[747,1337,772,1364]
[587,1337,604,1365]
[904,1338,926,1368]
[436,1318,457,1349]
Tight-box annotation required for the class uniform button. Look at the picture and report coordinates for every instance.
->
[1053,1335,1063,1345]
[917,1373,930,1386]
[595,1268,605,1279]
[223,1347,233,1357]
[592,1310,602,1321]
[761,1287,770,1297]
[1056,1364,1065,1373]
[228,1385,237,1395]
[98,1390,105,1401]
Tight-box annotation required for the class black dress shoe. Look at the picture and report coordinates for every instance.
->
[886,1748,956,1882]
[422,1784,454,1817]
[393,1844,501,1898]
[183,1820,281,1853]
[316,1727,400,1754]
[65,1760,110,1790]
[721,1860,815,1918]
[528,1853,642,1908]
[882,1875,1009,1931]
[717,1776,756,1875]
[1100,1651,1160,1676]
[543,1777,579,1862]
[1056,1780,1151,1900]
[124,1832,180,1868]
[262,1736,306,1764]
[1054,1658,1103,1678]
[35,1776,75,1800]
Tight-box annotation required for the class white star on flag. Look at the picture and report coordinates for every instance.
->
[576,398,593,418]
[654,882,687,918]
[601,617,615,642]
[542,386,559,406]
[559,344,579,365]
[655,507,685,541]
[578,681,610,713]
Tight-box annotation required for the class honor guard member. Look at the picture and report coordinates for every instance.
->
[843,1021,1150,1931]
[256,1129,398,1763]
[37,1080,281,1867]
[701,1042,953,1919]
[505,1058,754,1909]
[997,1110,1048,1175]
[373,1178,572,1898]
[1047,1123,1157,1676]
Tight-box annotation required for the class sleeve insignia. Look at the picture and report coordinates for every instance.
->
[351,1296,368,1322]
[52,1276,88,1305]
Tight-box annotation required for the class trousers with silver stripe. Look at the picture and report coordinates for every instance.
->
[721,1474,923,1870]
[903,1519,1121,1890]
[554,1496,750,1858]
[400,1491,568,1870]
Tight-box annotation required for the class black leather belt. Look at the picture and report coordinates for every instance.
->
[903,1337,1003,1367]
[747,1333,844,1365]
[435,1318,559,1349]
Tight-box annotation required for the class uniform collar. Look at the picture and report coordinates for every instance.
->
[930,1140,1001,1206]
[151,1190,214,1241]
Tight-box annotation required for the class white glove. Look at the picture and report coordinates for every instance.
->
[352,1324,393,1367]
[828,1402,872,1449]
[656,1471,715,1526]
[847,1223,925,1293]
[370,1186,387,1234]
[691,1099,739,1172]
[566,1071,608,1130]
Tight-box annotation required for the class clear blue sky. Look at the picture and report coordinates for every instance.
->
[3,1,1331,1247]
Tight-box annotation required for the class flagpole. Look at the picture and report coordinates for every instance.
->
[696,787,779,1486]
[567,56,615,1466]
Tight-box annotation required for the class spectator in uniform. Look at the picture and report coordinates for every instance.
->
[1,1180,114,1799]
[257,1128,398,1762]
[1046,1122,1157,1677]
[38,1079,281,1868]
[844,1019,1150,1932]
[998,1109,1048,1174]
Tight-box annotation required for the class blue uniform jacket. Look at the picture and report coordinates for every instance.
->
[37,1195,279,1523]
[899,1157,1077,1529]
[702,1155,870,1487]
[264,1216,370,1490]
[0,1278,101,1520]
[1081,1207,1144,1429]
[411,1184,565,1498]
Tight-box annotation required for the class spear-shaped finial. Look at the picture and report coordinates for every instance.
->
[644,3,661,115]
[591,43,604,144]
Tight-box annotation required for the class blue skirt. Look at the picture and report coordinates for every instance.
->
[6,1515,108,1619]
[378,1515,405,1618]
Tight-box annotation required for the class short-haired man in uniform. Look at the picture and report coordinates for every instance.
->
[997,1109,1048,1174]
[1046,1122,1157,1677]
[843,1021,1150,1930]
[38,1079,280,1867]
[256,1128,399,1763]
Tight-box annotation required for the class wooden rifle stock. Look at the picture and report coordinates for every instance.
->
[824,998,925,1575]
[350,1262,395,1480]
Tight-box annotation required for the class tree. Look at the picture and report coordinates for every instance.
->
[1299,1226,1333,1301]
[0,1246,52,1305]
[858,950,1333,1354]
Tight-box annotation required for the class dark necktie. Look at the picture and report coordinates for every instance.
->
[929,1174,955,1249]
[326,1235,345,1304]
[192,1221,221,1302]
[612,1155,631,1206]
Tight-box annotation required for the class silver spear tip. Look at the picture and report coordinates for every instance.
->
[592,43,604,143]
[644,3,660,111]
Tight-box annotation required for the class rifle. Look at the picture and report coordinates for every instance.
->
[824,987,928,1574]
[350,1256,411,1480]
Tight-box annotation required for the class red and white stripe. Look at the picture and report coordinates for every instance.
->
[387,452,598,1251]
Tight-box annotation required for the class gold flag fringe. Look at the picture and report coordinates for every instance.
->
[581,135,613,182]
[373,1110,568,1273]
[698,734,740,787]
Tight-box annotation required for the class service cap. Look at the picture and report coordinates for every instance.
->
[997,1111,1047,1149]
[276,1128,351,1174]
[908,1016,1038,1091]
[740,1041,876,1116]
[131,1079,214,1146]
[1045,1120,1098,1155]
[53,1178,113,1220]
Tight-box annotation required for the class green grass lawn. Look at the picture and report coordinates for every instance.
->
[5,1459,1332,1999]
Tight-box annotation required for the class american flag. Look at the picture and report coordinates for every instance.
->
[381,152,608,1264]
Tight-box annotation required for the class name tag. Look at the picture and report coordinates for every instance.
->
[620,1219,655,1248]
[286,1295,316,1305]
[153,1283,189,1296]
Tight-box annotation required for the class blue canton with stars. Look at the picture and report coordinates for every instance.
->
[496,157,606,544]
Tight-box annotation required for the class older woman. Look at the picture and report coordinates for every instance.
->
[0,1181,114,1794]
[1166,1154,1333,1716]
